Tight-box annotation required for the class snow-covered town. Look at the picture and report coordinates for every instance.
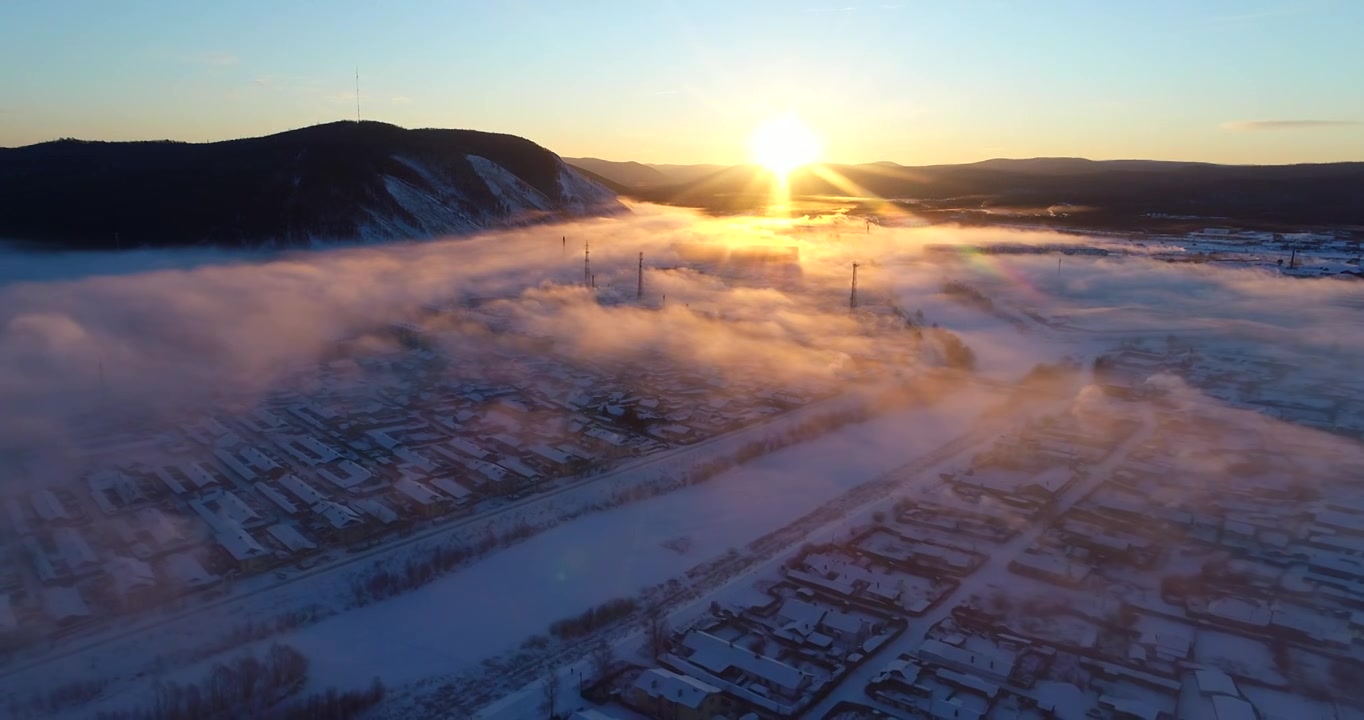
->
[2,207,1363,720]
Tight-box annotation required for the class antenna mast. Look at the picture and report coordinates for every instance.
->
[637,252,644,300]
[850,262,860,309]
[584,240,591,287]
[355,67,361,123]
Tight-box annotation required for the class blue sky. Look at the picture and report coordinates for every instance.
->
[2,0,1362,164]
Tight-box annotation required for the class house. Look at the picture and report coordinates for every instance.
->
[30,489,73,524]
[430,476,474,505]
[161,552,219,590]
[625,668,728,720]
[54,527,101,577]
[393,478,450,518]
[312,500,366,544]
[104,555,158,606]
[1178,668,1256,720]
[215,525,272,573]
[41,586,91,626]
[917,637,1017,684]
[671,630,814,712]
[135,507,194,554]
[351,497,402,525]
[278,474,328,507]
[265,523,318,555]
[254,482,300,516]
[526,444,578,475]
[87,469,147,514]
[317,460,376,491]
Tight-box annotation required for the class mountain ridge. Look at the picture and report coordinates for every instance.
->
[0,122,624,250]
[567,156,1364,228]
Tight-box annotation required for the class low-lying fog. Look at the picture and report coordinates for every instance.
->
[2,202,1362,483]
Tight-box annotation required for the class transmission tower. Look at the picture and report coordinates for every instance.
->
[850,262,860,309]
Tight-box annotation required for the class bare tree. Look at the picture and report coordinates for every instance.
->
[589,637,615,680]
[644,605,670,659]
[541,669,561,719]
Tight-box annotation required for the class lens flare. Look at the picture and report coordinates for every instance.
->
[749,114,821,178]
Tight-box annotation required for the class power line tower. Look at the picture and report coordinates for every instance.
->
[637,252,644,301]
[850,262,860,309]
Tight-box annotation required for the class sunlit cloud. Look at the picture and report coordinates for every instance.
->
[390,95,412,104]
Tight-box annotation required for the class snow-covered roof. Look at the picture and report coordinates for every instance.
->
[31,489,71,522]
[366,429,401,449]
[317,459,374,489]
[266,523,316,553]
[278,474,328,506]
[352,497,400,524]
[105,555,156,596]
[394,478,447,506]
[216,525,270,562]
[313,500,364,529]
[393,446,438,472]
[185,462,220,490]
[42,586,90,622]
[527,444,572,465]
[254,482,300,515]
[155,465,189,495]
[1211,695,1257,720]
[54,527,99,570]
[1035,681,1088,720]
[497,457,540,479]
[681,631,809,692]
[163,552,217,588]
[632,668,719,709]
[190,490,262,532]
[430,476,473,502]
[919,637,1017,680]
[445,437,488,459]
[1194,668,1241,697]
[1205,596,1270,627]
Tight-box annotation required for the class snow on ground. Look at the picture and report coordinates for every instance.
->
[260,389,993,695]
[5,387,909,715]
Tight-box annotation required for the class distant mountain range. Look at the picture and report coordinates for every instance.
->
[0,122,623,250]
[567,156,1364,230]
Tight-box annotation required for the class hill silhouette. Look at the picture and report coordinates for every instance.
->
[588,157,1364,230]
[0,121,622,249]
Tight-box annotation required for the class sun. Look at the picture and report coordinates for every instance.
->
[749,114,821,178]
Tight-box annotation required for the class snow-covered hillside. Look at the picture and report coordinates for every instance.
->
[359,154,624,244]
[0,121,628,249]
